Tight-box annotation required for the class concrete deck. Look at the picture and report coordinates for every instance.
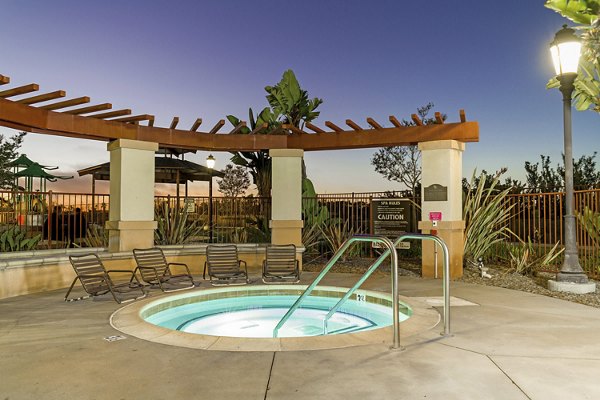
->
[1,272,600,400]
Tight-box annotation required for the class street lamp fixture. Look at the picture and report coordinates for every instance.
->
[206,154,215,243]
[206,154,216,169]
[549,25,590,286]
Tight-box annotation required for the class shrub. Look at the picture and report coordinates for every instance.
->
[0,226,41,252]
[463,171,515,264]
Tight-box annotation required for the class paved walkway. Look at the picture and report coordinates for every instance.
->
[1,272,600,400]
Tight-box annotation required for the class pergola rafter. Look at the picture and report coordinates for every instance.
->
[0,73,479,151]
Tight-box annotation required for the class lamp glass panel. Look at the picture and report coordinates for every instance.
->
[551,41,581,75]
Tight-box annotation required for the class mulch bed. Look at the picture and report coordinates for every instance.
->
[304,256,600,309]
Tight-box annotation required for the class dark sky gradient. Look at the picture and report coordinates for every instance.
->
[1,0,598,194]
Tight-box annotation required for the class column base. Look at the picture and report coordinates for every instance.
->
[418,220,465,279]
[556,271,589,284]
[270,219,303,246]
[548,279,596,294]
[106,220,157,252]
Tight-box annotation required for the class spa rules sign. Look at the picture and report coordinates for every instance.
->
[371,198,412,248]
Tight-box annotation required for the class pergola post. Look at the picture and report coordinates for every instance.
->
[269,149,304,246]
[418,140,465,279]
[106,139,158,252]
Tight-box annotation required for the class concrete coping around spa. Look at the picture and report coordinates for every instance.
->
[0,243,305,271]
[110,285,441,352]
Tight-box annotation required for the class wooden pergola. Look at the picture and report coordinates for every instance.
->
[0,73,479,150]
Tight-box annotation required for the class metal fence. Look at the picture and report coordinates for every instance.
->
[0,190,109,249]
[2,188,598,278]
[495,188,600,277]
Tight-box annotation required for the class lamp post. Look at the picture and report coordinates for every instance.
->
[206,154,215,243]
[549,25,592,287]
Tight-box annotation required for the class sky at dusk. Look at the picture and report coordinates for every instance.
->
[1,0,598,195]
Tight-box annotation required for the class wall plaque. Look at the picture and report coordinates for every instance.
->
[424,184,448,201]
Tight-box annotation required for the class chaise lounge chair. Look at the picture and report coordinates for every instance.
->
[66,254,147,303]
[132,247,196,292]
[262,244,300,284]
[203,244,249,286]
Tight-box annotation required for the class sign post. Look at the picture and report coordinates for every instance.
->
[429,212,442,278]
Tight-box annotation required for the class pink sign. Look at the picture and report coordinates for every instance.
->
[429,212,442,221]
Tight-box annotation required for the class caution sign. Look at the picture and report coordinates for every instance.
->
[371,198,412,249]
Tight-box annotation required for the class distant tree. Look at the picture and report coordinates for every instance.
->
[371,103,442,197]
[462,168,525,194]
[558,152,600,189]
[0,131,25,189]
[525,155,562,192]
[217,164,251,197]
[524,153,600,192]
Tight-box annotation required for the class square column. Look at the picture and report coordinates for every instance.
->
[417,140,465,279]
[269,149,304,246]
[106,139,158,252]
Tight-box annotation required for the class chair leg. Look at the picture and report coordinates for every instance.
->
[64,277,91,302]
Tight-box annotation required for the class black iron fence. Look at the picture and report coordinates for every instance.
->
[2,188,598,278]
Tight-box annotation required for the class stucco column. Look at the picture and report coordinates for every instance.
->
[269,149,304,246]
[106,139,158,252]
[417,140,465,279]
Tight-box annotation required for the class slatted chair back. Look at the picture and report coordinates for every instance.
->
[207,245,241,275]
[69,254,110,295]
[265,244,297,274]
[133,248,170,282]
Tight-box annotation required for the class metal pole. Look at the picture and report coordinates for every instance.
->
[557,74,588,283]
[209,173,213,243]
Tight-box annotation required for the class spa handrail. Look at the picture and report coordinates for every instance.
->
[323,233,451,338]
[273,235,400,346]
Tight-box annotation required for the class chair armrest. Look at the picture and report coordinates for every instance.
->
[107,270,143,285]
[167,262,192,276]
[239,260,248,275]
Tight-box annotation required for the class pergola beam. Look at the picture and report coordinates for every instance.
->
[345,119,362,131]
[209,120,225,134]
[65,103,112,115]
[112,114,154,123]
[170,117,179,129]
[16,90,66,105]
[0,84,39,98]
[190,118,202,131]
[0,98,479,152]
[89,109,132,119]
[250,122,268,135]
[229,122,246,135]
[411,114,423,126]
[39,96,90,111]
[0,75,9,85]
[366,117,383,130]
[435,112,444,124]
[459,109,466,122]
[305,122,325,133]
[325,121,344,132]
[389,115,402,128]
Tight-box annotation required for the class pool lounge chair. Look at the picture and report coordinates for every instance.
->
[132,247,196,292]
[262,244,300,284]
[66,254,146,303]
[203,244,249,286]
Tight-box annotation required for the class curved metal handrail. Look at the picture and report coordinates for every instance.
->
[272,235,399,345]
[323,233,451,337]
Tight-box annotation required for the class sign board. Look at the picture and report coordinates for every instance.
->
[371,198,412,249]
[424,184,448,201]
[429,212,442,221]
[184,198,196,213]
